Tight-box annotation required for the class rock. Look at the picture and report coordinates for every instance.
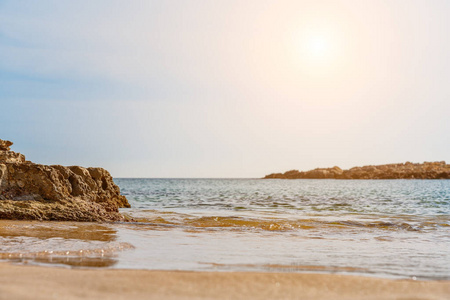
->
[0,151,26,164]
[264,162,450,180]
[264,166,346,179]
[0,140,26,163]
[0,139,13,151]
[264,172,286,179]
[0,139,130,222]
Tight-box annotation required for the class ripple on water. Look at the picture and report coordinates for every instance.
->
[0,220,134,268]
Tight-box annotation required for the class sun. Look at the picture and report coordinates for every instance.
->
[290,28,343,73]
[289,26,346,78]
[308,36,329,58]
[302,33,336,63]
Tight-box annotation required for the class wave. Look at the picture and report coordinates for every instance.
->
[124,211,449,232]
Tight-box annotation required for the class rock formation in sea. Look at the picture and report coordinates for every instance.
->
[264,162,450,179]
[0,139,130,221]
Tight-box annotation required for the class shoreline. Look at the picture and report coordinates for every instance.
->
[1,263,449,300]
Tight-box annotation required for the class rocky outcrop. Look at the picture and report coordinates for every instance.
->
[0,140,13,151]
[0,140,25,163]
[264,162,450,180]
[0,139,130,221]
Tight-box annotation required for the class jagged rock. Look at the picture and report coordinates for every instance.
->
[0,139,130,221]
[0,140,26,163]
[0,140,13,151]
[264,166,344,179]
[264,162,450,180]
[0,151,26,164]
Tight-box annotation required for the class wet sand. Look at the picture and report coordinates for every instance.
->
[0,263,449,300]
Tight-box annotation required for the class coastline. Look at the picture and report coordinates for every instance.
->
[264,161,450,179]
[1,263,449,300]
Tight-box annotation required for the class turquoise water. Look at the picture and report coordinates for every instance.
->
[1,179,449,280]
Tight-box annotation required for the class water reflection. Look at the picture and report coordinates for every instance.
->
[11,256,118,268]
[0,220,117,241]
[0,220,131,268]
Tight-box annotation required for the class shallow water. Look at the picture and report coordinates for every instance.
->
[0,179,449,280]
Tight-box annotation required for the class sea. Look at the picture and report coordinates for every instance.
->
[0,179,449,280]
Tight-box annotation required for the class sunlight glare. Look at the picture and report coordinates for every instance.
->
[290,26,346,78]
[308,36,328,57]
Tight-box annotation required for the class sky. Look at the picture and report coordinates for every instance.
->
[1,0,449,178]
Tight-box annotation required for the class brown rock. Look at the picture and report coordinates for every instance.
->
[263,173,286,179]
[0,139,131,222]
[264,161,450,180]
[0,139,13,151]
[0,142,26,163]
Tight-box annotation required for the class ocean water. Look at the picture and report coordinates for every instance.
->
[1,179,449,280]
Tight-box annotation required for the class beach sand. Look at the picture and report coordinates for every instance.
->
[0,263,448,300]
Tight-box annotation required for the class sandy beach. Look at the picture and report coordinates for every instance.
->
[0,263,448,300]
